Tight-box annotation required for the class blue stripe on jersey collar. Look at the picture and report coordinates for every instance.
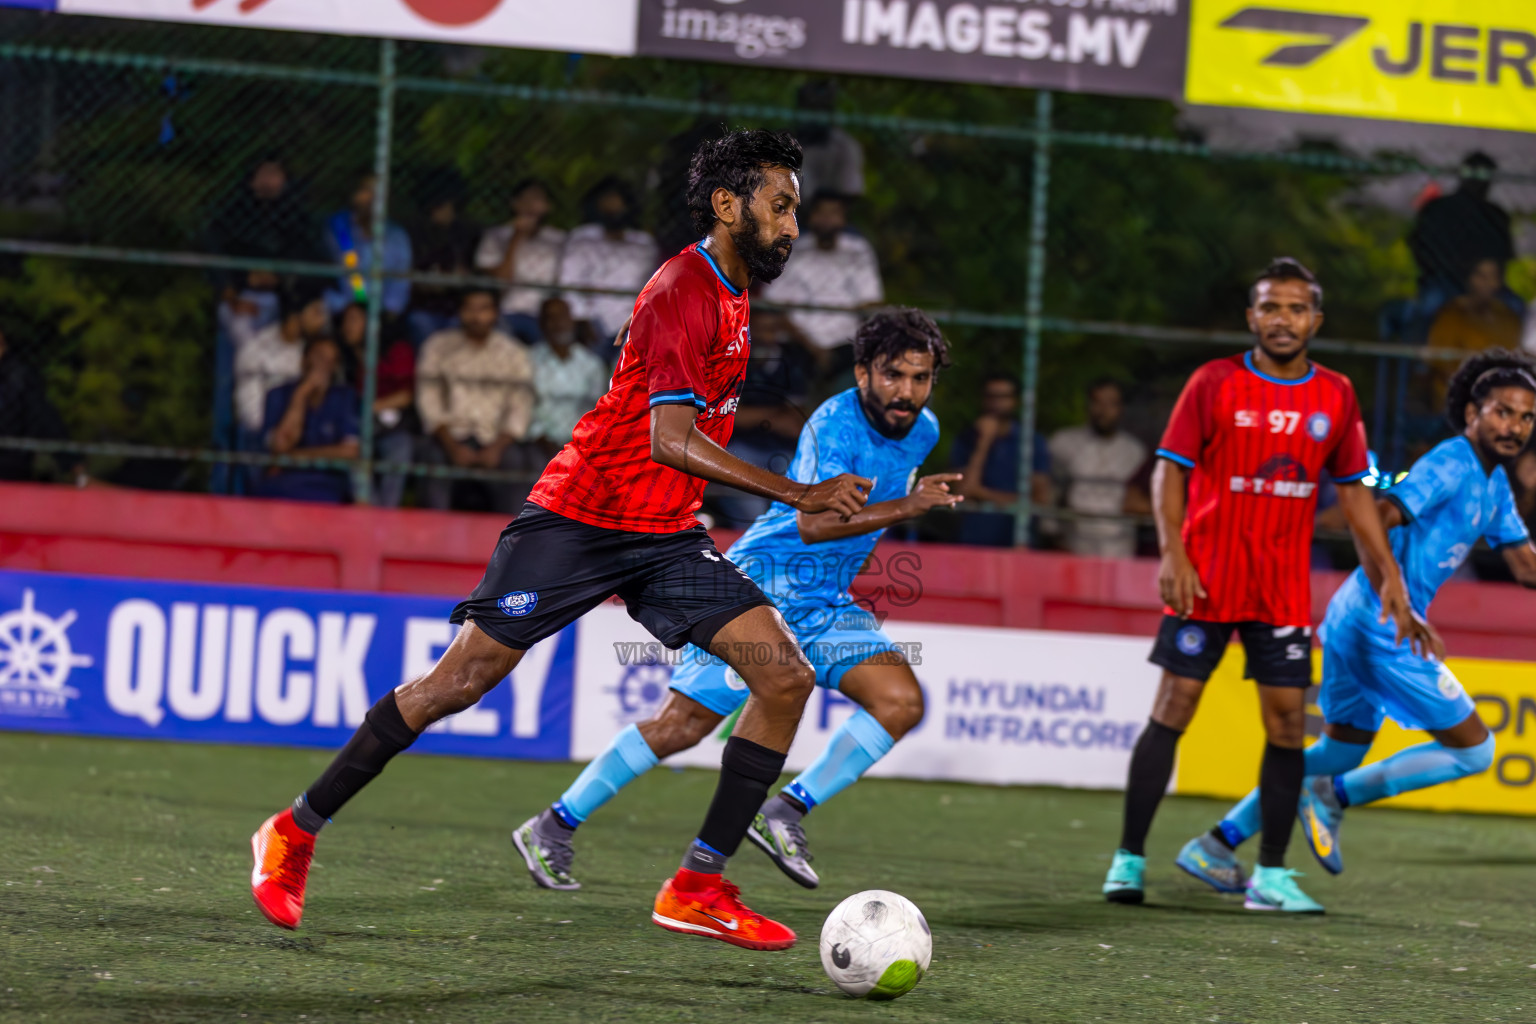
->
[694,239,743,296]
[1244,349,1315,386]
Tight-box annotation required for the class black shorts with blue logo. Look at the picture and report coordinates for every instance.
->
[1148,615,1314,688]
[450,503,773,652]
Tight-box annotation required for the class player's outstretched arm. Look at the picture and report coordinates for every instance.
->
[796,473,964,544]
[649,404,871,518]
[1337,482,1444,659]
[1151,458,1206,617]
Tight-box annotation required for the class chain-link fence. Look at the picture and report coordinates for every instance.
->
[1,9,1531,566]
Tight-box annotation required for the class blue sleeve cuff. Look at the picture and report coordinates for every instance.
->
[1155,448,1195,469]
[1491,536,1530,552]
[649,389,705,410]
[1333,469,1370,483]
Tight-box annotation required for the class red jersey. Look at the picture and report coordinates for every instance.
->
[530,242,750,532]
[1157,351,1369,626]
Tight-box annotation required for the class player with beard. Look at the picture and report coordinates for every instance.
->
[1100,258,1437,913]
[514,309,959,892]
[1183,350,1536,888]
[251,130,876,952]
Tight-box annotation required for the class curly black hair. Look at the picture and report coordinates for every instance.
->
[853,307,953,372]
[1444,347,1536,430]
[686,129,803,235]
[1249,256,1322,309]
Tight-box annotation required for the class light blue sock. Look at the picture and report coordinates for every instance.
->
[785,707,896,810]
[1217,734,1371,847]
[1338,735,1495,807]
[553,724,659,826]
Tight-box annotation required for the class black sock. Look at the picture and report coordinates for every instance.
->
[689,737,787,866]
[1208,825,1234,851]
[1258,743,1304,868]
[1119,719,1183,857]
[299,690,419,827]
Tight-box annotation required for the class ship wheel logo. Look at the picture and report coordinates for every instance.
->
[0,589,92,715]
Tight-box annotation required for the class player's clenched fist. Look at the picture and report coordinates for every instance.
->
[902,473,964,516]
[795,474,873,519]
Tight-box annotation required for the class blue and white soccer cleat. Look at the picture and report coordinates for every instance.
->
[1175,833,1248,894]
[1297,775,1345,875]
[1244,866,1325,914]
[1102,849,1145,904]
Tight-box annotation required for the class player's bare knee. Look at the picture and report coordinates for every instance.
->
[642,700,719,758]
[1263,709,1306,747]
[871,686,925,739]
[754,661,815,711]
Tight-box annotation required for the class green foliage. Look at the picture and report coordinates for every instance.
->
[0,259,212,457]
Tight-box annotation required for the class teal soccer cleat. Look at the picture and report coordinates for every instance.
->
[1175,833,1248,894]
[1102,849,1145,904]
[1297,775,1345,875]
[1244,866,1325,914]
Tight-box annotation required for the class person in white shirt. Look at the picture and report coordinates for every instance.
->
[758,192,883,357]
[234,282,331,437]
[528,297,610,457]
[558,177,659,345]
[474,179,566,344]
[1047,378,1151,560]
[416,287,538,513]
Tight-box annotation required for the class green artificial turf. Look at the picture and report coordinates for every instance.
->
[2,732,1533,1023]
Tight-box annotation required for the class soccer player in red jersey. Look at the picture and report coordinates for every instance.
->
[1100,258,1440,913]
[250,130,873,951]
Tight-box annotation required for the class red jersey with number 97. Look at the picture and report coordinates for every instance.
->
[1155,351,1369,626]
[530,242,750,532]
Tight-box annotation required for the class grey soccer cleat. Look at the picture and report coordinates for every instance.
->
[512,809,581,891]
[746,810,820,889]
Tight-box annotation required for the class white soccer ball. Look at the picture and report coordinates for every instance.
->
[818,889,932,1000]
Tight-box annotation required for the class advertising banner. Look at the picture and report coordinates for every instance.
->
[52,0,639,57]
[636,0,1190,101]
[0,570,575,761]
[1186,0,1536,134]
[1176,648,1536,816]
[572,603,1159,789]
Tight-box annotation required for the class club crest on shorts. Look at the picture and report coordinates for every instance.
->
[1437,665,1463,699]
[497,590,539,617]
[1176,625,1206,656]
[1306,412,1331,442]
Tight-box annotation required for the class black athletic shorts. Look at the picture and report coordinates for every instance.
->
[1147,615,1314,688]
[451,503,773,652]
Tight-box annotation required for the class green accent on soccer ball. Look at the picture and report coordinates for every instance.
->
[867,960,922,1000]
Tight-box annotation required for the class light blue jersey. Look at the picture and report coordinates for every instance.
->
[1321,436,1530,732]
[671,388,940,711]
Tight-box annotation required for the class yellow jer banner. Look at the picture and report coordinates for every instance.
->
[1176,647,1536,816]
[1186,0,1536,133]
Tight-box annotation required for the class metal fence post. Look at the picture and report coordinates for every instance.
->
[356,38,397,505]
[1014,89,1052,548]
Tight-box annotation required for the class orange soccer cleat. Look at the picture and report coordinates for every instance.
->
[250,808,315,930]
[652,871,797,951]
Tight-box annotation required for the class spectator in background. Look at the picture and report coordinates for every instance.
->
[1426,259,1524,409]
[759,191,882,365]
[950,372,1052,546]
[712,307,818,527]
[1047,378,1149,559]
[795,80,865,201]
[0,325,76,483]
[258,336,359,504]
[324,170,412,317]
[235,281,330,439]
[335,303,417,508]
[206,154,323,343]
[558,177,659,349]
[407,169,478,349]
[416,287,537,512]
[476,179,566,344]
[528,296,609,458]
[1409,152,1517,325]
